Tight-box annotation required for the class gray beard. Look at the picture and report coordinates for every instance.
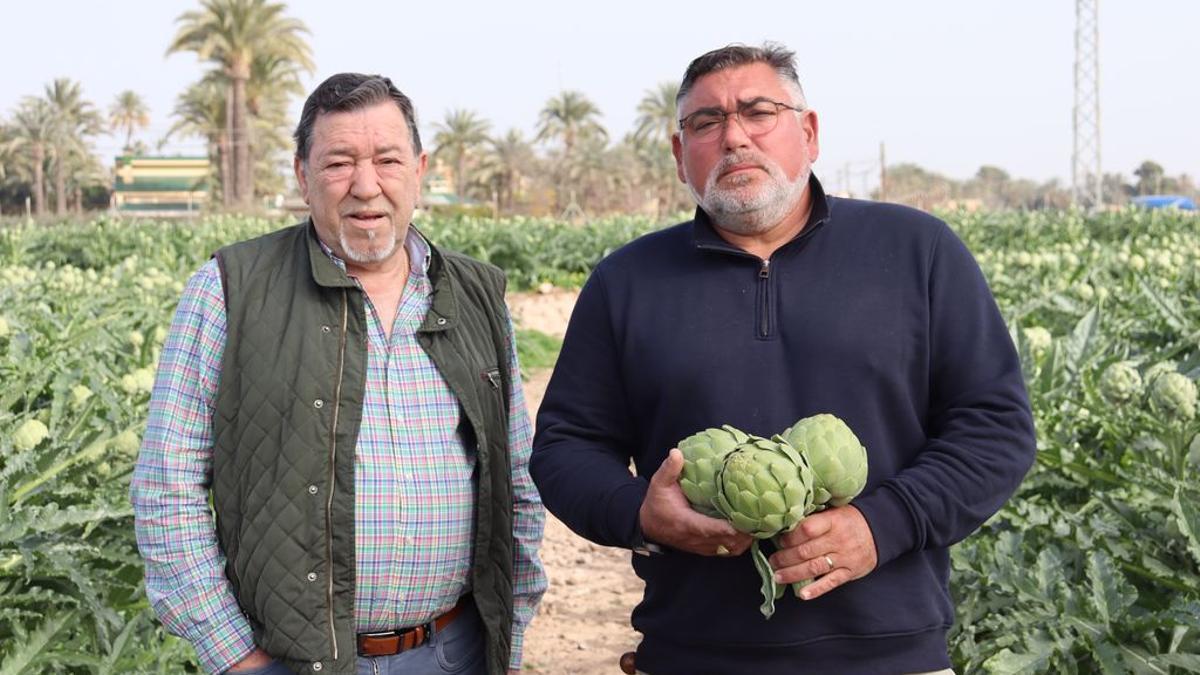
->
[340,227,399,265]
[688,158,810,236]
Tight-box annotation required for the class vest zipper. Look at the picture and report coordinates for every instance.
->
[326,289,348,661]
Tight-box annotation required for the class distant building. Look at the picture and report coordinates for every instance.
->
[112,156,210,216]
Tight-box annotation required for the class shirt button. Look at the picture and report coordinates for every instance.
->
[308,484,319,495]
[313,399,324,409]
[312,662,323,672]
[321,325,332,333]
[307,572,317,582]
[436,317,447,326]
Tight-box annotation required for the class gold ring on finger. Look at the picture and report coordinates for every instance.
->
[824,554,835,571]
[716,544,731,556]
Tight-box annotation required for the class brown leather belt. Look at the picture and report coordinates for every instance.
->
[356,596,469,657]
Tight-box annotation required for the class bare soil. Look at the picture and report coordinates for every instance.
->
[506,289,645,674]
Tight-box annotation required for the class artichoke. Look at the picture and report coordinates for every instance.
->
[713,434,816,618]
[678,425,748,517]
[1150,372,1197,422]
[1099,361,1143,405]
[1144,361,1179,387]
[13,419,49,451]
[112,429,142,458]
[781,414,868,508]
[714,435,815,537]
[1023,326,1052,354]
[673,414,870,619]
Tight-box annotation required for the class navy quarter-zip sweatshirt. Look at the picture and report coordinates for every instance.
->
[530,178,1036,675]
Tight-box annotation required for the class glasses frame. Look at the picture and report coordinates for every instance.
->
[677,98,805,142]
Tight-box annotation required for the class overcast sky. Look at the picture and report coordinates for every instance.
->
[2,0,1196,194]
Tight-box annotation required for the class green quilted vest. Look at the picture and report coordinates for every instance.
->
[212,221,515,675]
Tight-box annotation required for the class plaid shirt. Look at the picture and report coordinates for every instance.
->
[131,232,546,674]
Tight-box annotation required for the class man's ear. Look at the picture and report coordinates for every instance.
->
[671,133,686,184]
[294,155,310,204]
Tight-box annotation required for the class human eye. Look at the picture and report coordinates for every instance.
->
[744,102,778,119]
[690,113,723,132]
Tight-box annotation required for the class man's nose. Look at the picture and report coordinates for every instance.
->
[721,113,753,151]
[350,162,382,199]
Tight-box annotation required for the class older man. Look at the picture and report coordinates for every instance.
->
[132,73,545,675]
[530,43,1035,674]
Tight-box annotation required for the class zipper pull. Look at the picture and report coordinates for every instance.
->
[483,368,501,389]
[759,259,770,279]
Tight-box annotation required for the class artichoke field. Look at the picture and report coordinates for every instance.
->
[1,207,1199,672]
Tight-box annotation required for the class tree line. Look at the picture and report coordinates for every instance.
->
[881,161,1198,212]
[1,0,1195,220]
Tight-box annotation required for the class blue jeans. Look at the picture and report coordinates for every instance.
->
[227,603,486,675]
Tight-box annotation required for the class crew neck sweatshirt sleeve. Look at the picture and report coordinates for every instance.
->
[530,267,648,549]
[853,223,1036,567]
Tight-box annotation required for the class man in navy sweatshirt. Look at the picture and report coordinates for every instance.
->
[530,42,1036,675]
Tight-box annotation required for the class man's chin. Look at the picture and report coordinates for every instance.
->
[339,233,399,265]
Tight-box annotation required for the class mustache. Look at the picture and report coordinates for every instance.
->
[714,152,766,176]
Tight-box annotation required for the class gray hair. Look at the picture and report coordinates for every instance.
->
[294,73,422,161]
[676,42,808,110]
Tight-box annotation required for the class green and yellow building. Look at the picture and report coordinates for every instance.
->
[112,156,210,215]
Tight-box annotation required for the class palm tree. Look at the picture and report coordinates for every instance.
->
[9,97,55,216]
[167,79,230,205]
[68,152,109,212]
[110,90,151,154]
[0,124,13,182]
[474,129,535,215]
[44,78,103,216]
[536,90,607,161]
[167,0,313,207]
[203,52,305,202]
[433,109,491,199]
[631,82,685,217]
[633,82,680,146]
[537,91,607,212]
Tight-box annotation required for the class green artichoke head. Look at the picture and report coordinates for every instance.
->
[13,418,49,452]
[782,414,868,507]
[677,424,749,517]
[1023,326,1052,355]
[714,435,815,538]
[1099,361,1143,405]
[1150,372,1198,422]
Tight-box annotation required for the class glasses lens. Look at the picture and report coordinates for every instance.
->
[688,112,726,140]
[739,102,780,135]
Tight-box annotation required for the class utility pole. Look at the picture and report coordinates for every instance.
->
[1072,0,1102,209]
[878,142,887,202]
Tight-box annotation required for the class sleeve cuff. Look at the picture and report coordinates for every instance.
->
[604,479,650,550]
[851,483,921,567]
[192,616,257,675]
[508,625,528,671]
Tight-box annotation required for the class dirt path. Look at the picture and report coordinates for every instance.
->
[507,290,645,674]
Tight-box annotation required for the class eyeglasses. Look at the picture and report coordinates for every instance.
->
[678,99,804,142]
